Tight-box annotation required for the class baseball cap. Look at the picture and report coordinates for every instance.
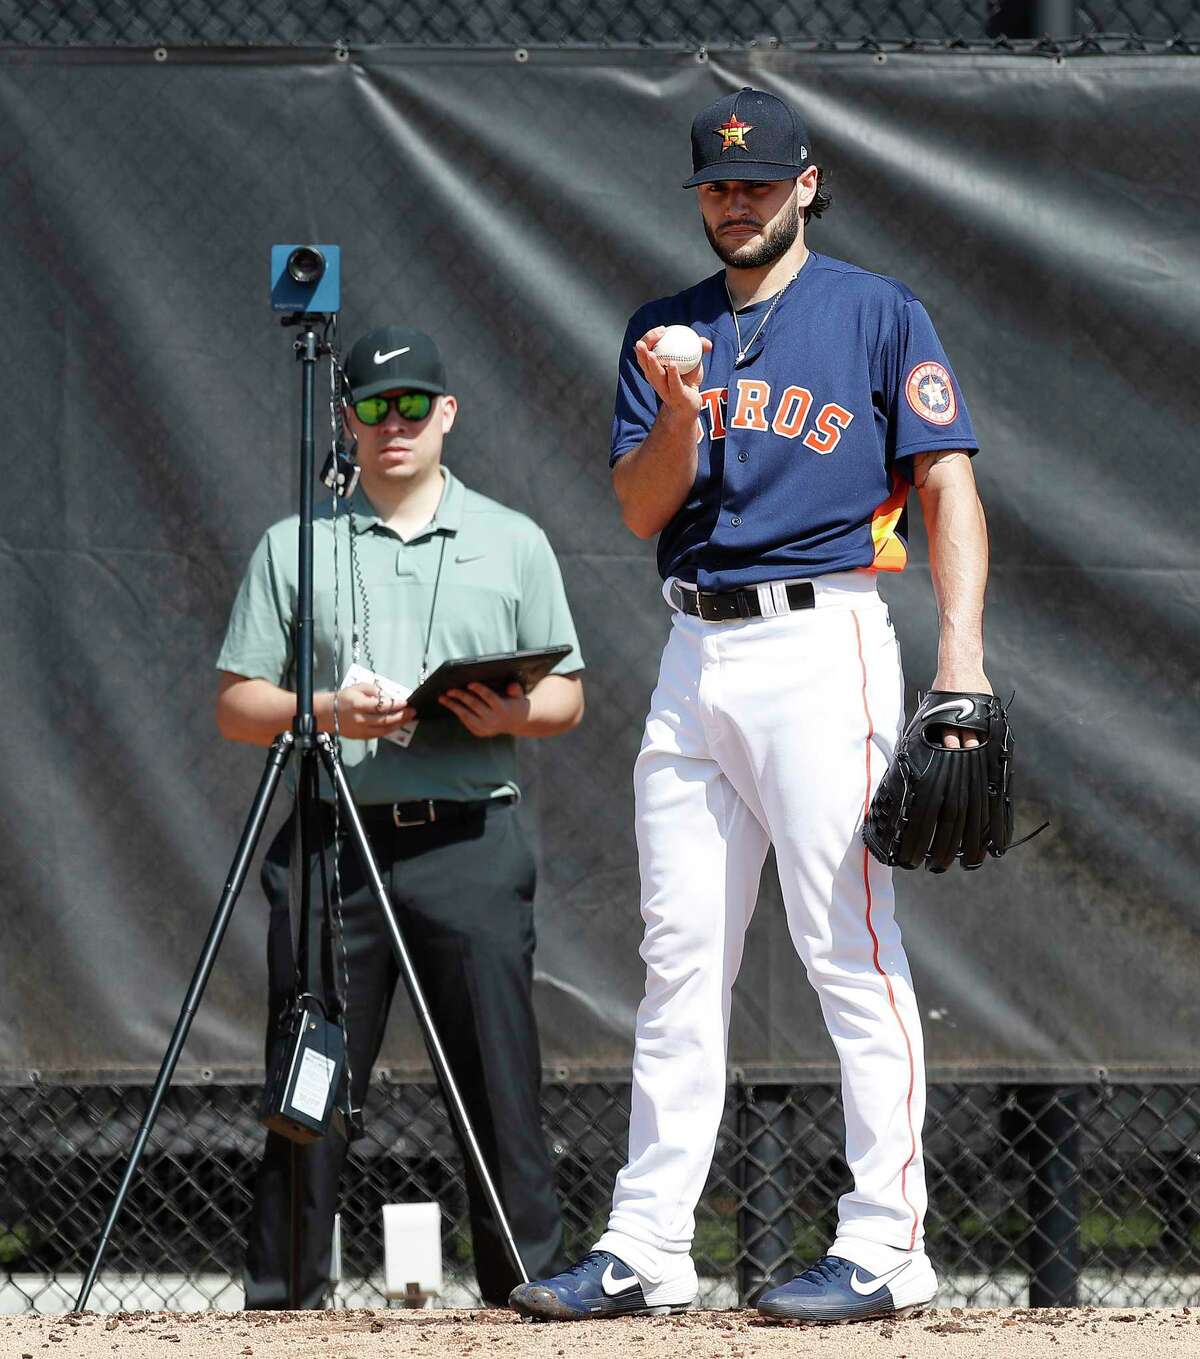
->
[343,325,447,402]
[683,87,813,188]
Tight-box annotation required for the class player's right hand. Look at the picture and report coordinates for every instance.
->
[634,326,713,414]
[318,683,415,738]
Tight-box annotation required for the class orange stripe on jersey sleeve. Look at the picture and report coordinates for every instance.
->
[869,470,910,572]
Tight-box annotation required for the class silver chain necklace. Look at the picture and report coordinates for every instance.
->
[726,269,799,363]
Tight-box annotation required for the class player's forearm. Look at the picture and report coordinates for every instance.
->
[612,406,699,539]
[216,673,335,746]
[916,455,989,687]
[513,675,584,738]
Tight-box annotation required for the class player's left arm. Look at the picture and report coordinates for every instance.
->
[913,448,991,750]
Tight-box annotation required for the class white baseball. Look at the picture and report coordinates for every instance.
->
[653,325,704,374]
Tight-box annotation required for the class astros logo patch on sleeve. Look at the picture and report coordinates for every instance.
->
[905,362,957,426]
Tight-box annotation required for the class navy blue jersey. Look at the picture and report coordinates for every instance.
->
[611,252,978,591]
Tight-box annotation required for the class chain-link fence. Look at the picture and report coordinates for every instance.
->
[1,0,1199,45]
[3,1078,1198,1313]
[3,0,1198,1324]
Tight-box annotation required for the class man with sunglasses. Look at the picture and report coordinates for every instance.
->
[216,325,585,1309]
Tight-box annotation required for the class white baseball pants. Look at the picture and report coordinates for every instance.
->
[598,573,927,1276]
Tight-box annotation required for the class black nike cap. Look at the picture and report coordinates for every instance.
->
[683,87,813,188]
[343,325,447,401]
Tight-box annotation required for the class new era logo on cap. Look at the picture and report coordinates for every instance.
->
[684,87,813,188]
[344,326,447,401]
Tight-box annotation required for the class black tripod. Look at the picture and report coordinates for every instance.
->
[74,318,528,1312]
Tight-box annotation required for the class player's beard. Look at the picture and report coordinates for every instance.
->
[705,196,801,269]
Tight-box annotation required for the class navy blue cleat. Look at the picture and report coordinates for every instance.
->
[756,1253,937,1324]
[508,1250,695,1321]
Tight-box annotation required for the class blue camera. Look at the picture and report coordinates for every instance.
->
[270,244,341,314]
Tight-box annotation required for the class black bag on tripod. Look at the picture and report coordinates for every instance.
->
[260,788,347,1144]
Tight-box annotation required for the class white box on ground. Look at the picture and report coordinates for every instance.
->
[382,1202,443,1303]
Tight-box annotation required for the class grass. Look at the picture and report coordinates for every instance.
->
[949,1205,1168,1255]
[1081,1208,1164,1251]
[0,1222,33,1265]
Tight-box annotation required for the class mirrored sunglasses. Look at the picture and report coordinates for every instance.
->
[353,392,434,425]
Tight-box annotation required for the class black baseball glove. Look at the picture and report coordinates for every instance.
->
[863,690,1039,873]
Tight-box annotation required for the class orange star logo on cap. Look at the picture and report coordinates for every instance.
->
[715,114,753,151]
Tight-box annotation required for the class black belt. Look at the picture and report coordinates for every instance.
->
[330,796,515,830]
[670,579,816,623]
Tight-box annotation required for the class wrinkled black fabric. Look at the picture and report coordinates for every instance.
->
[2,50,1198,1082]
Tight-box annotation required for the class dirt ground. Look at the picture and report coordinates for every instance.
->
[6,1306,1200,1359]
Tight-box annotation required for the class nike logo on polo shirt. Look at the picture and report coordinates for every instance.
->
[848,1260,911,1297]
[455,552,485,564]
[374,346,411,363]
[601,1263,640,1297]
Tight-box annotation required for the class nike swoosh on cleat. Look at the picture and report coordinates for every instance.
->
[848,1260,912,1297]
[601,1263,641,1297]
[374,346,411,363]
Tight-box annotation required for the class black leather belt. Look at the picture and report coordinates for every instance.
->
[333,796,515,831]
[670,579,816,622]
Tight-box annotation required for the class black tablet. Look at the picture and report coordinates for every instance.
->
[406,645,574,718]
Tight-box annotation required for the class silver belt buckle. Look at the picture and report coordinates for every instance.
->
[393,799,436,828]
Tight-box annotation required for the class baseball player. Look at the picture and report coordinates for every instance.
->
[510,87,989,1324]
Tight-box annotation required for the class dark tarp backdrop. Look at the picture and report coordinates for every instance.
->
[1,49,1197,1085]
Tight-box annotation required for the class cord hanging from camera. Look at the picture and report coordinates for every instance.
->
[325,325,361,1136]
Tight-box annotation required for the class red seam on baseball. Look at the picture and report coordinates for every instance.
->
[853,611,921,1252]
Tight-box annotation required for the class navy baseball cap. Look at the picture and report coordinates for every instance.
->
[683,87,813,188]
[343,325,447,401]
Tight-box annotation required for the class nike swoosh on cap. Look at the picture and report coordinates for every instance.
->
[600,1263,640,1297]
[374,346,411,363]
[848,1260,911,1297]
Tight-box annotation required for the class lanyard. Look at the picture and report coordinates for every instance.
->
[418,533,450,683]
[349,514,449,684]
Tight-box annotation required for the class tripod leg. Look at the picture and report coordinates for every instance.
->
[287,748,328,1310]
[73,734,295,1313]
[317,736,529,1285]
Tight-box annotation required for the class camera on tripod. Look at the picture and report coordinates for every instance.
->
[270,244,342,315]
[269,243,358,497]
[75,240,527,1311]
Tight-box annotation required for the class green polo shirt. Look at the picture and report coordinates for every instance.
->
[216,467,583,804]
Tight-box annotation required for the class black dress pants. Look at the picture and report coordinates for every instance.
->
[242,800,566,1308]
